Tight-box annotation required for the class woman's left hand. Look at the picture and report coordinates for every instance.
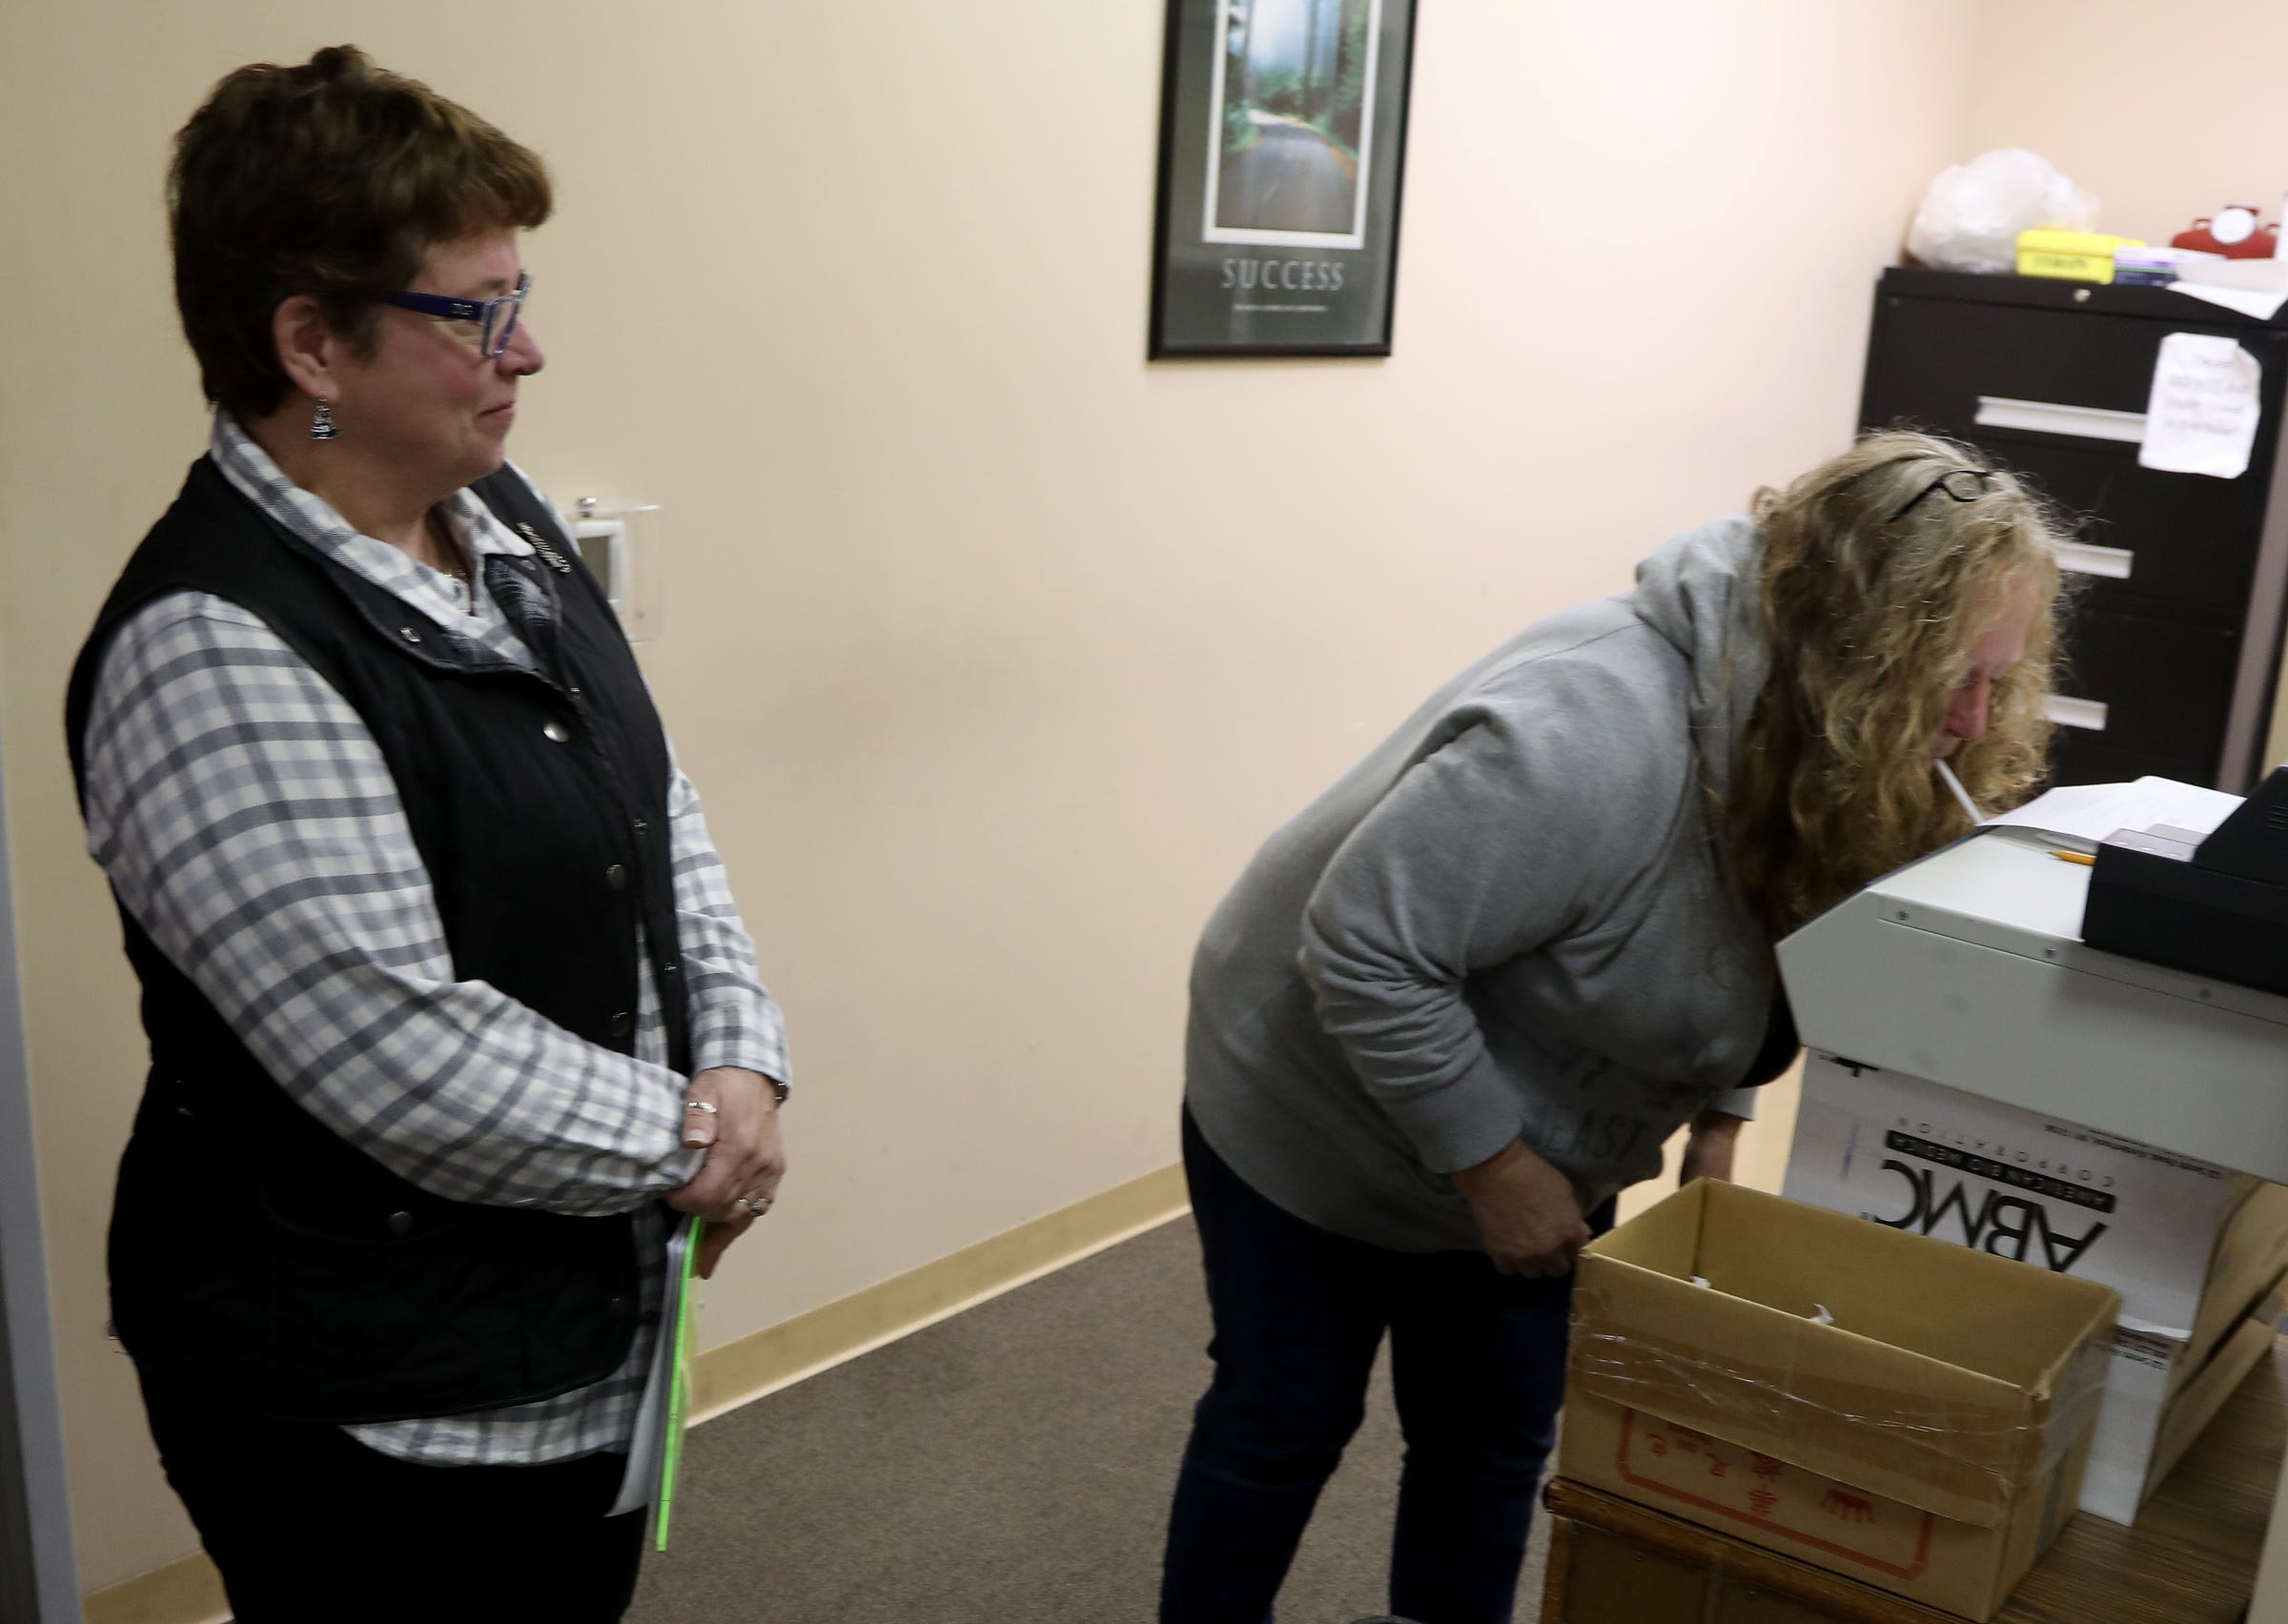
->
[666,1066,786,1277]
[1679,1109,1746,1186]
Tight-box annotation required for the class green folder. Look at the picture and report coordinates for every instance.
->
[654,1215,704,1551]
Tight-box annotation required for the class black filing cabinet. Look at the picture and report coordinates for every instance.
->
[1859,267,2288,790]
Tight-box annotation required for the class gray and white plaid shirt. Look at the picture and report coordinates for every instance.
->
[80,413,786,1466]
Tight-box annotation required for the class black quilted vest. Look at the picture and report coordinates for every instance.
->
[64,456,691,1423]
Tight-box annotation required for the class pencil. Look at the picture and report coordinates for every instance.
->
[2051,849,2095,867]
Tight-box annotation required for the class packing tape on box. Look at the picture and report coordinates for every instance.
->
[1568,1289,2113,1522]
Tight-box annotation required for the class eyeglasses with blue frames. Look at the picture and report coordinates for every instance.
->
[383,271,531,359]
[1888,467,1996,524]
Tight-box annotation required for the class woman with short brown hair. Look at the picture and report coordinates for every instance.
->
[68,47,787,1621]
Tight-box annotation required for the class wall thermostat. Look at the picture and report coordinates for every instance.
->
[560,497,664,641]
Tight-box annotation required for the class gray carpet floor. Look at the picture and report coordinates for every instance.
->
[626,1212,1552,1624]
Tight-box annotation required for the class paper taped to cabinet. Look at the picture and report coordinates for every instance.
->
[2139,333,2261,479]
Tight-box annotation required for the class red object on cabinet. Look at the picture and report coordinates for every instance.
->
[2173,205,2280,259]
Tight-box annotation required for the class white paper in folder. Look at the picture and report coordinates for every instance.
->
[2138,332,2262,478]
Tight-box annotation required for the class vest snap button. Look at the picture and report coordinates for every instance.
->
[542,721,570,743]
[609,1010,634,1037]
[386,1211,416,1239]
[399,626,421,642]
[605,863,628,891]
[607,1295,632,1317]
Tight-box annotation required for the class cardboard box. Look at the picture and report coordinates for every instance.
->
[1783,1052,2288,1523]
[2187,1181,2288,1365]
[1560,1181,2117,1621]
[1782,1053,2280,1340]
[1544,1477,1991,1623]
[2080,1284,2285,1524]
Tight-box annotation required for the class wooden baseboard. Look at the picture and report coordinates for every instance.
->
[691,1161,1188,1420]
[83,1553,229,1624]
[82,1162,1190,1624]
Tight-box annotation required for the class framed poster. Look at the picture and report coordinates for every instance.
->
[1149,0,1419,358]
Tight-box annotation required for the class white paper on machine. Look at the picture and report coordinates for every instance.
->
[1987,776,2243,846]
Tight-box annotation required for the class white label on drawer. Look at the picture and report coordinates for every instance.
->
[1974,396,2148,443]
[2043,694,2110,732]
[2053,541,2134,579]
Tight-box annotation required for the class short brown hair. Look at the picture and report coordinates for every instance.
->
[170,46,552,417]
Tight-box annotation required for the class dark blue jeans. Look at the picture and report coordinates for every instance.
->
[1161,1109,1604,1624]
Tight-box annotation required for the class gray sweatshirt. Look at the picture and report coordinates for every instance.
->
[1185,517,1780,1252]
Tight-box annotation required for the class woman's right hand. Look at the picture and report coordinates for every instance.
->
[667,1066,787,1276]
[1450,1138,1591,1278]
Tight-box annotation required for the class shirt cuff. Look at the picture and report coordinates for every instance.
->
[689,1009,788,1088]
[1706,1088,1760,1123]
[1367,1057,1526,1176]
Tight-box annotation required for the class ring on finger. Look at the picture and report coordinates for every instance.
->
[684,1100,719,1116]
[741,1191,774,1219]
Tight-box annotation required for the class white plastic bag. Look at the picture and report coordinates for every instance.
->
[1906,149,2099,274]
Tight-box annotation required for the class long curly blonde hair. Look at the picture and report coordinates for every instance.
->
[1727,431,2072,939]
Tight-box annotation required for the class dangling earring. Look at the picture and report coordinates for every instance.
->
[310,397,339,441]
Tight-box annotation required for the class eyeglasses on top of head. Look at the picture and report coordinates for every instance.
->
[383,271,531,359]
[1887,467,1996,524]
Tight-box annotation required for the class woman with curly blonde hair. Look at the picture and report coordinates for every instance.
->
[1163,429,2065,1624]
[1730,434,2062,938]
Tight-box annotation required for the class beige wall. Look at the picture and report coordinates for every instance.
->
[1967,0,2288,247]
[1961,0,2288,774]
[1,0,1980,1594]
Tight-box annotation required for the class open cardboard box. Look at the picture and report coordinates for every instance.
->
[1783,1052,2288,1351]
[1783,1051,2288,1524]
[2089,1279,2287,1525]
[1559,1180,2118,1620]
